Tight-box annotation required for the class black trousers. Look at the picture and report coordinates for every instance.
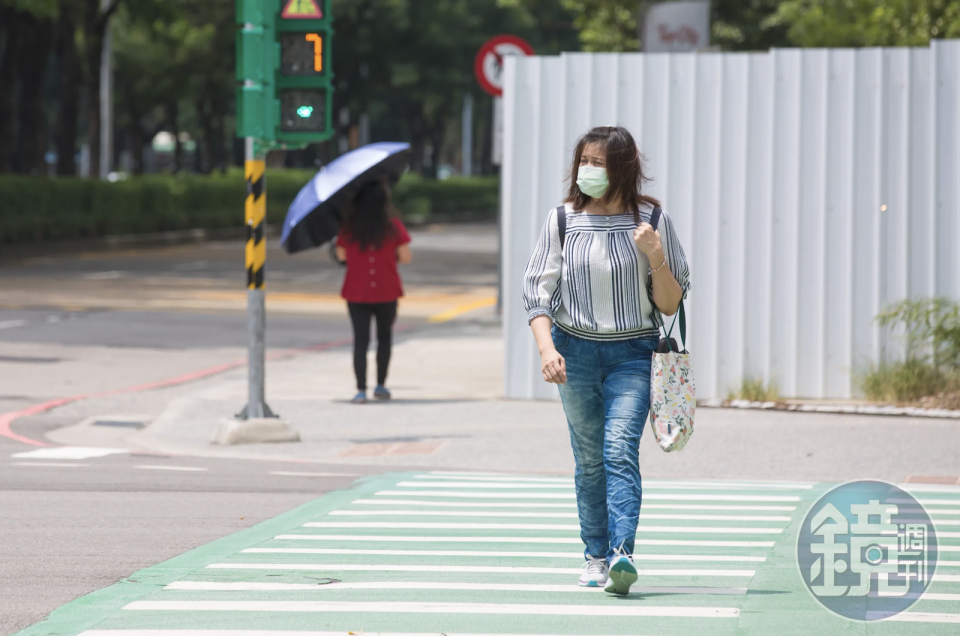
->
[347,301,398,391]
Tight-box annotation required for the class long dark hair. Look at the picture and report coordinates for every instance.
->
[565,126,660,224]
[341,179,396,250]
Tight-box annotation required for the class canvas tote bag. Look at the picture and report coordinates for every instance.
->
[648,207,695,452]
[555,204,695,451]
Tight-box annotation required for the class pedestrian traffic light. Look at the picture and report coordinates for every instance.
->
[236,0,334,144]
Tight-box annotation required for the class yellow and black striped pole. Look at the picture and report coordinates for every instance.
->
[245,158,266,289]
[239,138,276,420]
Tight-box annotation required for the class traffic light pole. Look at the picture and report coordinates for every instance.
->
[239,135,275,420]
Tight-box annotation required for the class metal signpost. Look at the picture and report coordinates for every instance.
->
[473,34,534,313]
[231,0,335,433]
[473,34,534,166]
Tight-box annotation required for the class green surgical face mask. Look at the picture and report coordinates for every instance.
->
[577,165,609,198]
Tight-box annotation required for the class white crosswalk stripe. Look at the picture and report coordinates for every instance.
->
[352,498,797,511]
[302,521,785,533]
[273,534,777,547]
[123,600,742,618]
[375,490,801,502]
[206,563,757,577]
[328,509,792,521]
[414,474,815,490]
[99,473,960,633]
[166,581,750,594]
[240,548,767,562]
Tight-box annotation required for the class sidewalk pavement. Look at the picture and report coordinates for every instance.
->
[38,317,960,483]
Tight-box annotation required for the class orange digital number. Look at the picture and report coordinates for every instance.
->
[305,34,322,72]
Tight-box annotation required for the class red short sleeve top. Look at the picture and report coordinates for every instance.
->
[337,217,411,303]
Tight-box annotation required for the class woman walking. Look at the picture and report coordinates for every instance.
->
[336,178,412,404]
[522,126,690,595]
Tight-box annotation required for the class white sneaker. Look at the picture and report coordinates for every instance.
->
[604,552,638,595]
[578,556,609,587]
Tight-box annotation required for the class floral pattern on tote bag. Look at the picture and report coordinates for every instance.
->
[650,350,695,452]
[645,206,695,453]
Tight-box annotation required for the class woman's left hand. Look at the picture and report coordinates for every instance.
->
[633,223,663,261]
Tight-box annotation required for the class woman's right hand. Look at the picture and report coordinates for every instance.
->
[541,347,567,384]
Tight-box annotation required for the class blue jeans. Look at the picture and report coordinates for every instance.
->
[552,325,657,562]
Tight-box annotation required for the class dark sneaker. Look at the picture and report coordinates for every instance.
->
[373,385,391,400]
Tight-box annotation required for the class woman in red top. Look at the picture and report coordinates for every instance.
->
[335,178,412,403]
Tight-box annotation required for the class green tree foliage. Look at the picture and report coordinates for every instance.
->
[557,0,639,51]
[772,0,960,47]
[0,0,60,18]
[511,0,790,52]
[712,0,789,51]
[519,0,960,52]
[331,0,579,175]
[113,0,235,173]
[10,0,960,181]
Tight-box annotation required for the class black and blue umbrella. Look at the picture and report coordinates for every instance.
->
[280,142,412,254]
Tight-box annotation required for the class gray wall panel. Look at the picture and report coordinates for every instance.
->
[502,42,960,399]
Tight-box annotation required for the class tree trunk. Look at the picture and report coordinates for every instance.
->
[18,14,56,176]
[82,0,103,178]
[0,9,23,173]
[407,109,426,175]
[427,129,445,180]
[81,0,118,179]
[212,94,227,173]
[55,7,82,176]
[196,95,214,174]
[128,114,144,175]
[167,102,182,172]
[142,116,168,174]
[478,95,491,176]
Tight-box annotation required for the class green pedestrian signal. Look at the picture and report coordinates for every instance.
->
[236,0,334,145]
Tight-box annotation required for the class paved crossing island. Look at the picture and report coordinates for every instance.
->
[14,472,960,636]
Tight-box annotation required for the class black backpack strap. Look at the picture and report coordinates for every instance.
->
[649,206,662,230]
[647,205,687,353]
[556,205,567,250]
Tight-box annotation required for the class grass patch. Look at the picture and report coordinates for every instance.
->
[860,359,955,404]
[727,377,780,402]
[862,298,960,407]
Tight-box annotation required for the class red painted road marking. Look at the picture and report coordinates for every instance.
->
[0,335,366,448]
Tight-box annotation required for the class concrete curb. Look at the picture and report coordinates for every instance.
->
[1,217,496,264]
[211,417,301,445]
[698,398,960,420]
[0,226,279,263]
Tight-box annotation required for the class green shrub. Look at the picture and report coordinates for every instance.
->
[876,298,960,370]
[860,359,951,404]
[727,377,780,402]
[859,297,960,404]
[0,172,499,245]
[401,196,432,222]
[393,175,499,217]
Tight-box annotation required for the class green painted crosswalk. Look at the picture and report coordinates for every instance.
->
[15,472,960,636]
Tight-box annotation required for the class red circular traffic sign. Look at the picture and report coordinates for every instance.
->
[474,34,535,97]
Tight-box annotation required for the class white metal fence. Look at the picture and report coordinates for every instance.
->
[501,41,960,400]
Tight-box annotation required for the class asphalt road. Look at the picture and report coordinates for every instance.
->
[0,223,496,349]
[0,307,361,349]
[4,223,958,636]
[0,223,499,635]
[0,222,498,296]
[0,442,414,636]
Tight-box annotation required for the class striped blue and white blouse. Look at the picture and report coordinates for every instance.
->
[522,203,691,341]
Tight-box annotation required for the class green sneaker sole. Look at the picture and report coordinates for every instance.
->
[604,559,638,595]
